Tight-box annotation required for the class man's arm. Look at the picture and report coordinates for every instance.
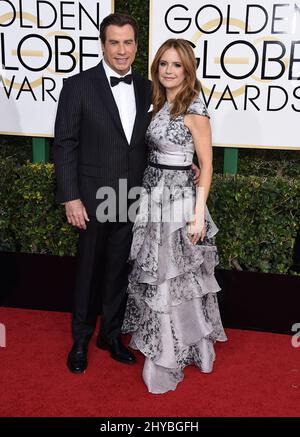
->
[53,78,81,204]
[53,78,89,230]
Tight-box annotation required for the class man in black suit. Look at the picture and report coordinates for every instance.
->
[53,13,152,373]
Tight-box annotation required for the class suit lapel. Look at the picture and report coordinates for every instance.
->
[92,61,127,141]
[92,62,148,146]
[130,74,148,147]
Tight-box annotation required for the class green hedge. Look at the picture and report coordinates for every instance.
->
[1,161,77,256]
[0,158,16,251]
[0,0,299,274]
[209,174,300,274]
[1,160,299,275]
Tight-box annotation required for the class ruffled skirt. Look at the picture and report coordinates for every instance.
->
[122,166,227,393]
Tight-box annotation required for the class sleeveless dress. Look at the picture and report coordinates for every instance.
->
[122,96,227,394]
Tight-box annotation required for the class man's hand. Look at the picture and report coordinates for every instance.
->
[191,163,201,186]
[65,199,89,230]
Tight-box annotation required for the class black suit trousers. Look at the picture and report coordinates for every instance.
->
[72,217,133,343]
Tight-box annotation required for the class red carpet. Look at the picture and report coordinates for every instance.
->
[0,307,299,417]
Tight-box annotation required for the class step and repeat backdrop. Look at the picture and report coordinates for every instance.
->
[0,0,299,149]
[149,0,300,149]
[0,0,113,137]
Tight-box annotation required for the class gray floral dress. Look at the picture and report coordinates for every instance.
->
[122,96,227,394]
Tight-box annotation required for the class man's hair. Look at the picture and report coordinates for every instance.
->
[100,13,139,43]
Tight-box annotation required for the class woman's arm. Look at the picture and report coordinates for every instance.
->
[185,114,213,201]
[184,114,213,243]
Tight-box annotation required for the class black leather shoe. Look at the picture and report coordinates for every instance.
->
[67,341,88,374]
[96,335,136,365]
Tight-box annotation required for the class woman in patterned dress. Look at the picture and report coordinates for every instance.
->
[122,39,227,394]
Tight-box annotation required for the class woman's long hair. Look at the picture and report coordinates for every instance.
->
[151,39,201,118]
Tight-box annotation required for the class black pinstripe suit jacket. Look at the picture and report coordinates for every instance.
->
[53,61,152,217]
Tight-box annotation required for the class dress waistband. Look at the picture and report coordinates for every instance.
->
[149,162,192,171]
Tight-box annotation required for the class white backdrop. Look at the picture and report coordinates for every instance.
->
[0,0,113,137]
[149,0,300,149]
